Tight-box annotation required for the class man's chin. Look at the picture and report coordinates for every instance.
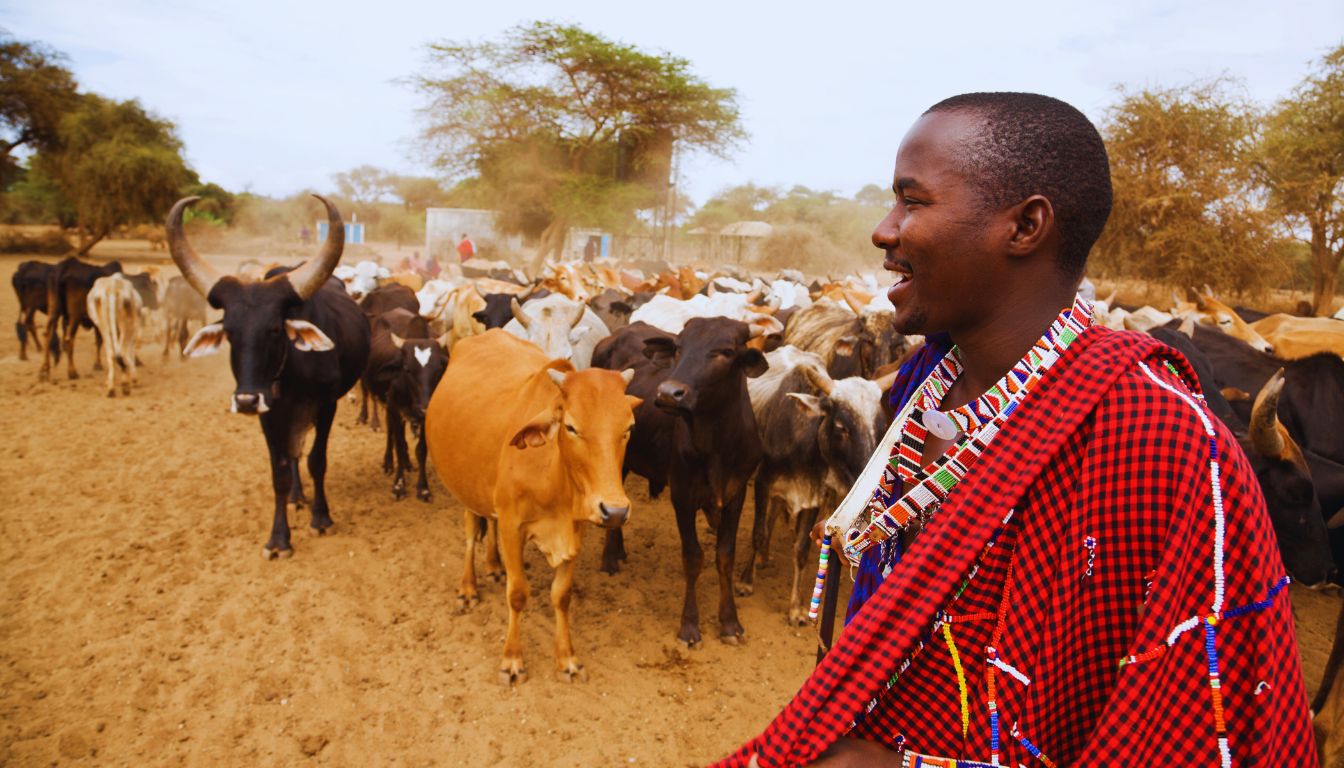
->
[892,307,930,337]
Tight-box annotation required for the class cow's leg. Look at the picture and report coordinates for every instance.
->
[288,424,309,509]
[370,396,381,433]
[90,324,103,373]
[356,383,369,426]
[551,556,585,682]
[390,407,409,501]
[458,511,481,609]
[738,468,774,595]
[498,521,529,685]
[483,518,504,583]
[38,313,56,380]
[382,405,396,475]
[261,417,294,559]
[787,506,821,626]
[415,426,432,502]
[307,403,336,533]
[600,527,625,575]
[17,308,31,360]
[715,486,749,643]
[672,486,705,647]
[123,316,137,394]
[62,318,80,379]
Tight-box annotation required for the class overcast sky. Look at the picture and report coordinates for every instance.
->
[3,0,1341,207]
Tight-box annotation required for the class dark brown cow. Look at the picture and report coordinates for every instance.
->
[596,317,767,646]
[11,260,61,362]
[39,257,123,381]
[356,283,419,429]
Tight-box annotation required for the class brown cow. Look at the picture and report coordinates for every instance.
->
[426,329,639,684]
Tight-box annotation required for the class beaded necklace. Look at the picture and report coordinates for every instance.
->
[840,298,1092,566]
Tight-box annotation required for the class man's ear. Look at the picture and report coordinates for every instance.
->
[183,323,227,357]
[509,408,559,449]
[737,347,768,378]
[643,337,677,368]
[286,319,335,352]
[1006,194,1055,257]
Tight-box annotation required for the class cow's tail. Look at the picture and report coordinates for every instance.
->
[108,293,127,372]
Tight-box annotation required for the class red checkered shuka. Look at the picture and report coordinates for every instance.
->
[713,327,1316,767]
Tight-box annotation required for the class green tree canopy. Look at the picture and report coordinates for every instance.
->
[409,21,745,263]
[33,94,195,255]
[1092,79,1285,296]
[0,31,80,184]
[1257,44,1344,315]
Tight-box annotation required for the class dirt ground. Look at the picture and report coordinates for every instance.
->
[0,251,1339,767]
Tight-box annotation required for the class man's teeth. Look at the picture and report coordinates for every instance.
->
[893,274,909,285]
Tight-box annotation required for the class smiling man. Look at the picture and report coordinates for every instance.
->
[716,93,1315,767]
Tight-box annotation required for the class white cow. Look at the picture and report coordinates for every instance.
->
[503,293,610,369]
[86,274,143,397]
[334,260,389,300]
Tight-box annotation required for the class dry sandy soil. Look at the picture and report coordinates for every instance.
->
[0,251,1338,767]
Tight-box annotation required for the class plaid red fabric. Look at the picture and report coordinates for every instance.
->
[714,328,1316,767]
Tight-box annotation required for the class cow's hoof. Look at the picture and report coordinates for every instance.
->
[498,661,527,686]
[416,488,432,503]
[121,384,130,396]
[392,482,406,501]
[382,463,393,476]
[311,523,332,536]
[720,619,746,644]
[599,562,621,576]
[483,569,504,584]
[787,610,810,628]
[263,546,293,560]
[556,662,587,683]
[735,582,755,597]
[106,389,116,398]
[677,625,703,648]
[68,370,79,380]
[456,593,479,611]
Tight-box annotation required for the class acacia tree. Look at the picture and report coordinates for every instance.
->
[409,21,744,265]
[1092,80,1284,296]
[1257,44,1344,315]
[0,32,80,184]
[34,94,194,255]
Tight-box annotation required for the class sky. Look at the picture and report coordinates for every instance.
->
[3,0,1341,208]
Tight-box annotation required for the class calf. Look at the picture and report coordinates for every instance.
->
[426,329,639,684]
[601,317,768,645]
[170,194,371,558]
[355,283,419,428]
[86,273,144,397]
[738,346,885,624]
[161,275,209,360]
[363,307,449,501]
[39,257,124,381]
[11,260,61,362]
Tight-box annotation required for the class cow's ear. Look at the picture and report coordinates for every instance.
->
[737,347,768,378]
[509,409,559,449]
[471,310,489,326]
[835,335,858,357]
[643,337,677,368]
[626,395,643,411]
[786,392,823,415]
[285,319,335,352]
[183,323,227,357]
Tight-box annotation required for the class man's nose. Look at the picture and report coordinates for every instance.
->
[872,209,900,250]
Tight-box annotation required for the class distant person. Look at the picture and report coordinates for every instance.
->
[456,233,476,263]
[583,235,599,262]
[299,226,312,246]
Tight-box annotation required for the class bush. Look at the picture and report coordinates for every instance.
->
[0,229,70,254]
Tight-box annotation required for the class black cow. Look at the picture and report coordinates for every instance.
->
[356,283,419,429]
[363,307,449,501]
[1152,327,1336,585]
[169,194,371,558]
[739,346,886,624]
[597,317,767,646]
[39,257,123,380]
[12,260,61,362]
[471,292,518,330]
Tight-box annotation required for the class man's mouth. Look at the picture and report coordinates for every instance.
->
[886,260,913,302]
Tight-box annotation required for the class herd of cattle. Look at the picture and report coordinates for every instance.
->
[10,199,1344,720]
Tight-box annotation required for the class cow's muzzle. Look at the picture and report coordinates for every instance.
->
[654,380,694,414]
[597,502,630,529]
[232,392,270,415]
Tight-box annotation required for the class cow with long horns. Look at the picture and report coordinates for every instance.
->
[167,195,371,558]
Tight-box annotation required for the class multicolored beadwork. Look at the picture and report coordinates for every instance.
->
[807,535,832,621]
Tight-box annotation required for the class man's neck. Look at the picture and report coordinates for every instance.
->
[944,290,1077,408]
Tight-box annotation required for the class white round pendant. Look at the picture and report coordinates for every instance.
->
[921,409,960,441]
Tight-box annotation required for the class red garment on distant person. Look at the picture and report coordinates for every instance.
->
[714,328,1316,767]
[456,237,475,262]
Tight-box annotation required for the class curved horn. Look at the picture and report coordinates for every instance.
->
[801,363,834,396]
[1191,287,1209,312]
[510,297,531,329]
[286,195,345,301]
[165,196,223,297]
[842,291,865,315]
[1250,369,1287,460]
[1103,289,1118,306]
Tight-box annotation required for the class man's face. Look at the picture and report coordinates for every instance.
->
[872,110,1003,337]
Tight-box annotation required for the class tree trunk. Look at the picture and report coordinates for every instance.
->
[1310,220,1341,316]
[75,225,108,258]
[530,217,569,275]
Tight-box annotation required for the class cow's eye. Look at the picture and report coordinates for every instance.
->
[565,423,578,435]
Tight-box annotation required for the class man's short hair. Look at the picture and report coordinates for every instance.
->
[924,92,1112,278]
